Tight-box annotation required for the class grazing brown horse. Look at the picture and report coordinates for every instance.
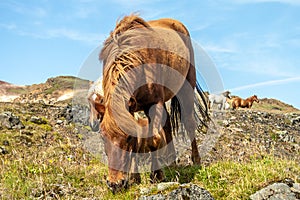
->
[96,14,209,193]
[231,95,259,109]
[87,78,176,186]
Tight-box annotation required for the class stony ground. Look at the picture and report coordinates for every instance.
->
[202,109,300,164]
[0,100,299,199]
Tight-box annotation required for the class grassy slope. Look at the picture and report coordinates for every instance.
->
[0,101,299,199]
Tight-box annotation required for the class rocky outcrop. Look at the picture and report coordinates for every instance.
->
[250,181,300,200]
[11,76,90,104]
[58,104,90,126]
[0,111,25,129]
[205,110,300,164]
[139,183,214,200]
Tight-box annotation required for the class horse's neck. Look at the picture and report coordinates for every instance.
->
[249,97,255,103]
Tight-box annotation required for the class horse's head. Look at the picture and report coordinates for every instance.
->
[100,109,146,193]
[88,93,105,131]
[223,91,231,99]
[252,95,259,103]
[100,126,132,193]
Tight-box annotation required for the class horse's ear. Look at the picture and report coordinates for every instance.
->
[128,97,137,113]
[96,94,104,104]
[95,103,105,114]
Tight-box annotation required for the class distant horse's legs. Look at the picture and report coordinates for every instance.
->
[210,100,214,110]
[221,99,226,110]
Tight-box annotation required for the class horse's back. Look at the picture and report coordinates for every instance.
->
[133,18,194,101]
[148,18,190,37]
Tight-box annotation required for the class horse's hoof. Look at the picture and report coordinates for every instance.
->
[192,157,201,165]
[107,179,128,194]
[150,170,165,183]
[130,173,141,185]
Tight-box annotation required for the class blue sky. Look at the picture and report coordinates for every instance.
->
[1,0,300,108]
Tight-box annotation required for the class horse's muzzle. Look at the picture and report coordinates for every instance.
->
[107,179,129,194]
[90,120,100,132]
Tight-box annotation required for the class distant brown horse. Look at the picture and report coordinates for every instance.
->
[232,95,259,109]
[95,14,209,193]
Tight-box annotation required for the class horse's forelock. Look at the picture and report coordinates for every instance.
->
[100,14,151,62]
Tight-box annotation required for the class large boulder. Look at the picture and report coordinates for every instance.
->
[139,183,214,200]
[0,112,25,129]
[250,182,300,200]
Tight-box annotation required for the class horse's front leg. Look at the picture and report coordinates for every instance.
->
[210,100,214,110]
[129,154,141,184]
[221,99,226,110]
[145,101,166,183]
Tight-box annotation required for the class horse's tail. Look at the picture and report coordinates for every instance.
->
[195,81,210,132]
[170,82,210,135]
[170,96,181,135]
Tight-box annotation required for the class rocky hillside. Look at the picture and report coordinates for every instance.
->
[252,98,299,113]
[0,76,91,104]
[0,80,27,102]
[0,77,299,199]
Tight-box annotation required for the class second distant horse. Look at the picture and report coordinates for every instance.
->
[232,95,259,109]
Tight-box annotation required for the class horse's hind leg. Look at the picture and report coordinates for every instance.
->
[177,88,201,164]
[179,66,201,164]
[163,103,176,165]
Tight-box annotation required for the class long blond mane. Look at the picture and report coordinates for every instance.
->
[99,15,153,137]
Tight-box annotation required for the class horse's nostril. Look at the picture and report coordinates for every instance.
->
[90,121,100,132]
[121,179,129,189]
[106,179,129,193]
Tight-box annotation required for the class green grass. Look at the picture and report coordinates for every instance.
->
[0,102,299,199]
[1,137,299,200]
[194,156,300,199]
[6,87,28,95]
[44,76,89,94]
[1,114,299,199]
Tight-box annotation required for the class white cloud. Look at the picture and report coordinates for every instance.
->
[229,0,300,5]
[4,1,47,18]
[4,25,105,45]
[46,28,103,44]
[203,44,236,53]
[0,23,17,30]
[230,76,300,92]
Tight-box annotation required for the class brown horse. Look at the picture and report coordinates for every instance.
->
[87,79,175,185]
[232,95,259,109]
[97,14,209,192]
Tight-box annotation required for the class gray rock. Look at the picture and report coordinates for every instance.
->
[274,130,295,143]
[0,146,9,154]
[59,104,89,125]
[250,183,297,200]
[56,119,64,125]
[0,112,25,129]
[157,182,180,192]
[291,116,300,125]
[139,183,214,200]
[30,116,47,124]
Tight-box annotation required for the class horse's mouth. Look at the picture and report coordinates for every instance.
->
[90,120,100,132]
[107,179,129,194]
